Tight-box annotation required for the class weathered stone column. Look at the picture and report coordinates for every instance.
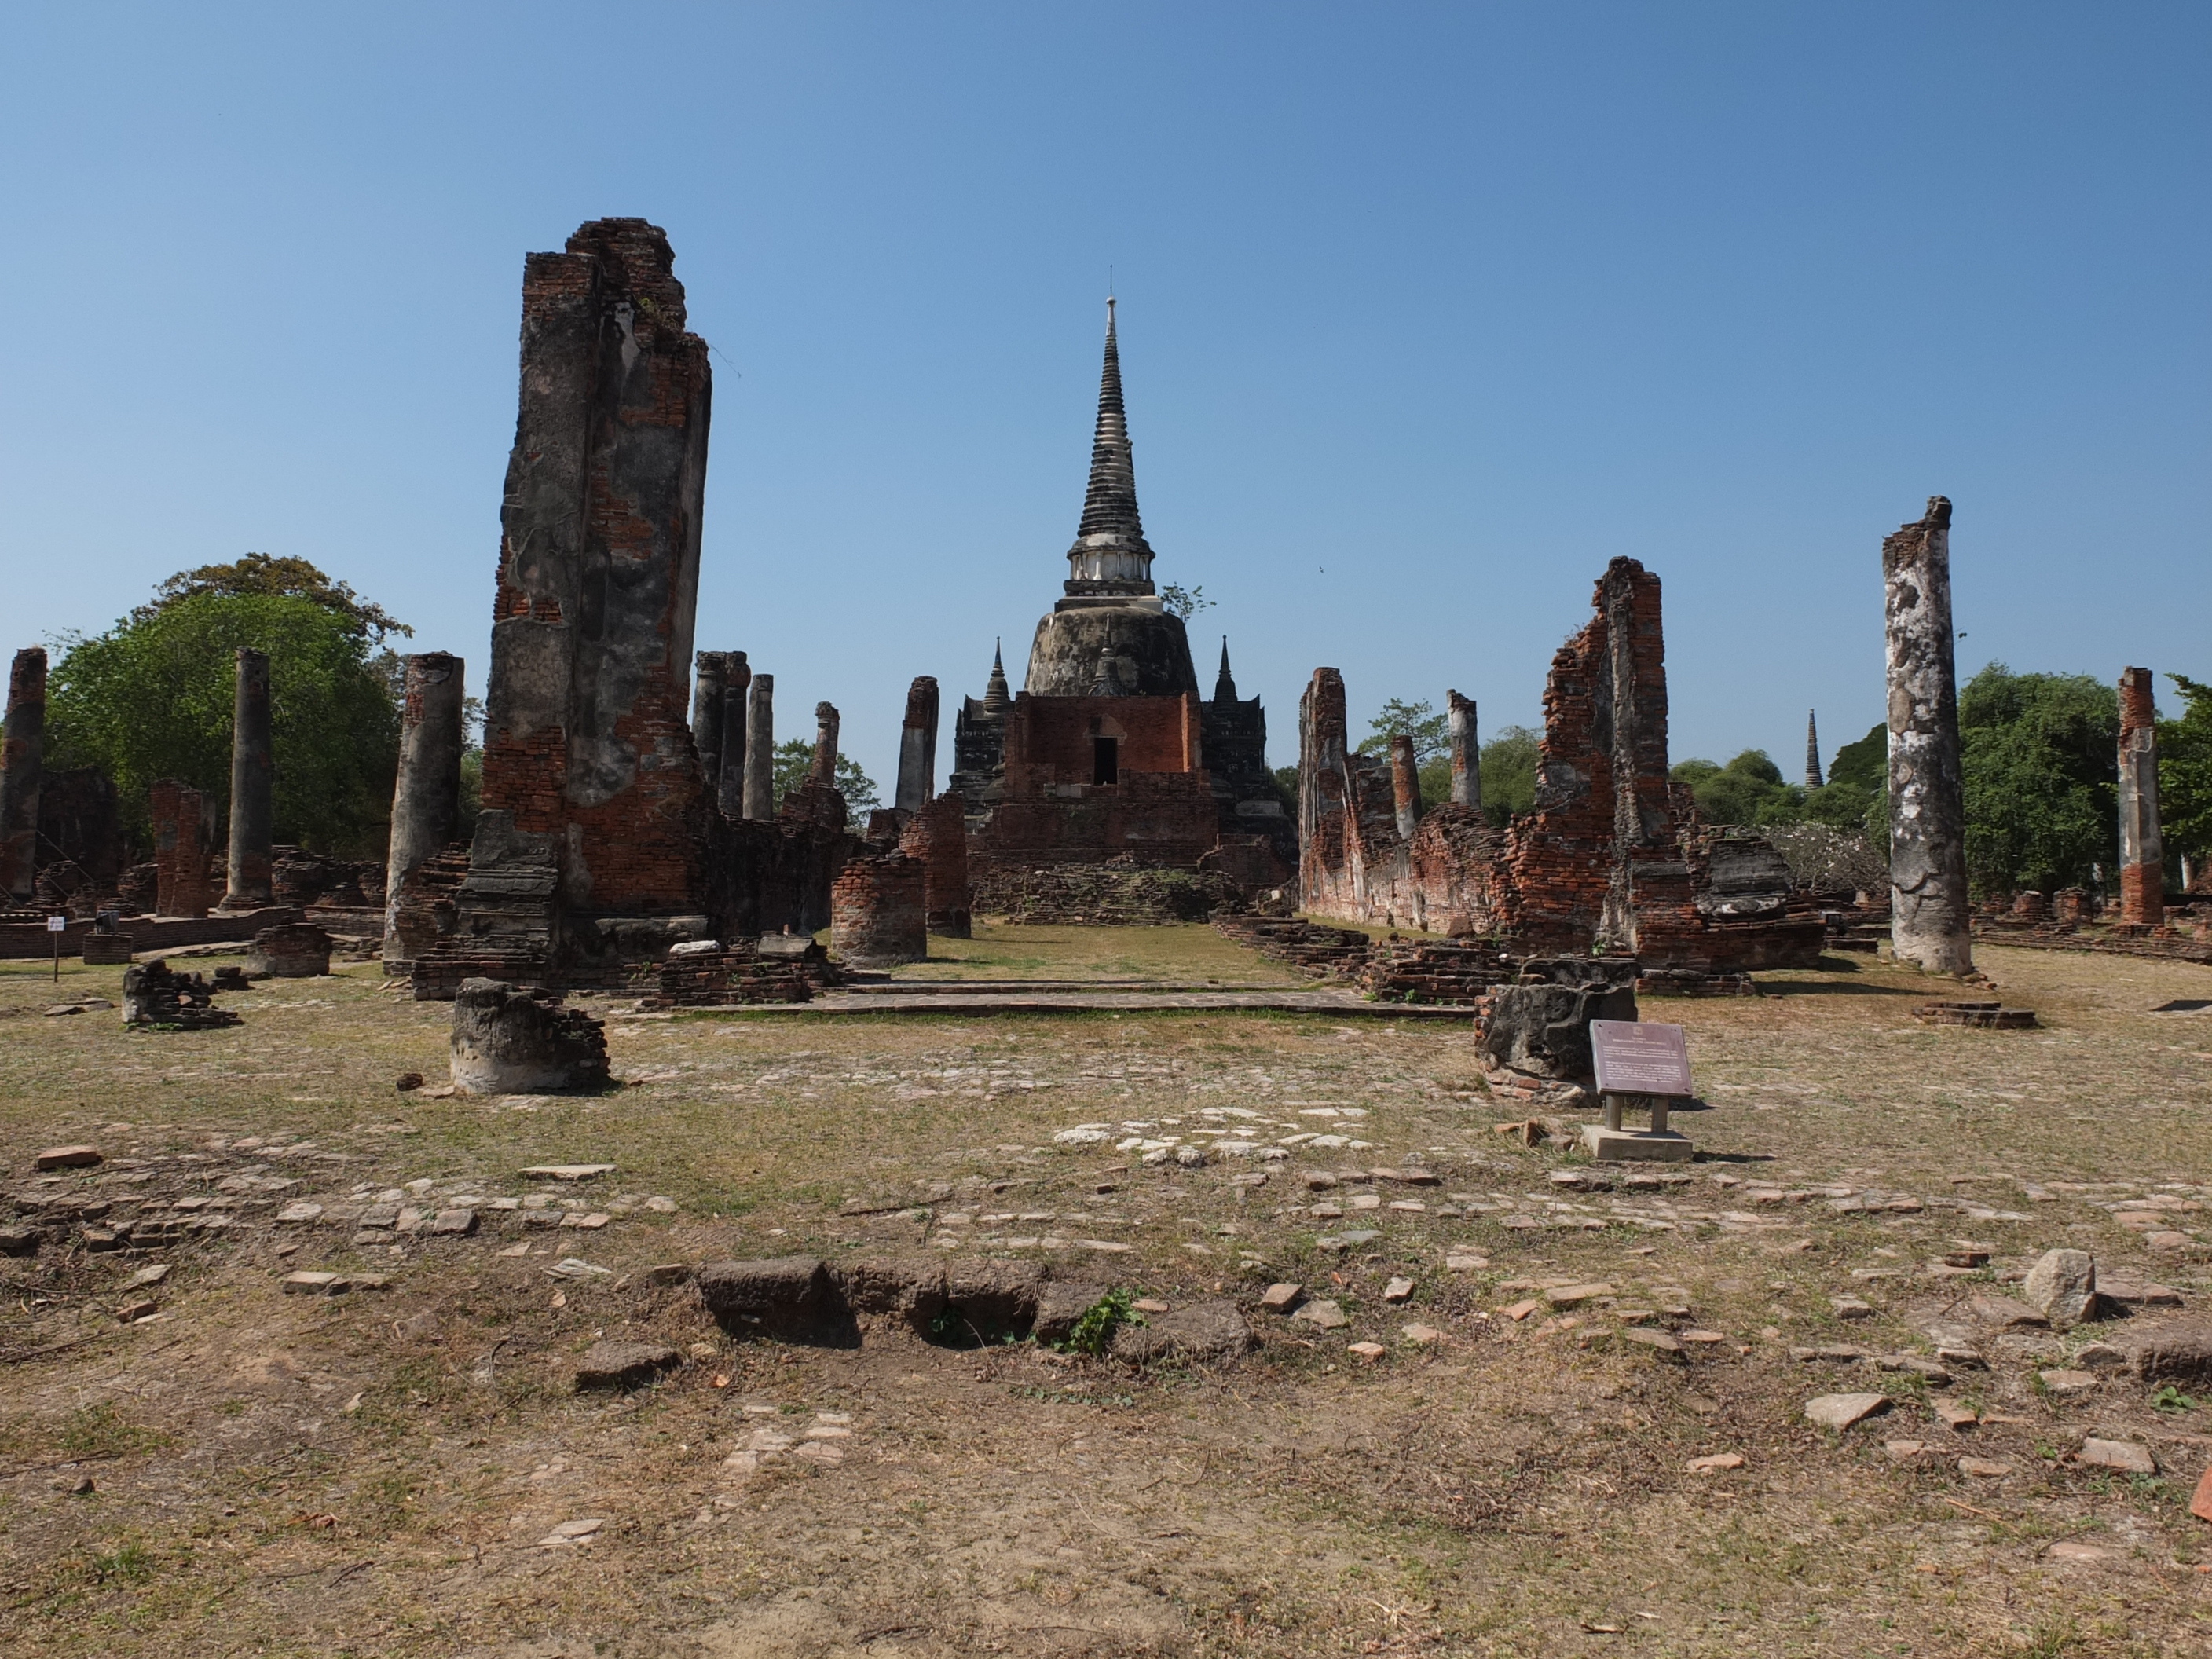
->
[691,651,734,797]
[742,674,775,819]
[449,978,610,1094]
[222,649,275,910]
[830,852,927,966]
[1389,734,1420,840]
[895,676,940,814]
[0,647,46,901]
[716,654,751,819]
[2119,667,2164,925]
[1804,709,1823,789]
[383,652,466,962]
[808,702,840,789]
[1446,690,1479,810]
[1883,496,1972,974]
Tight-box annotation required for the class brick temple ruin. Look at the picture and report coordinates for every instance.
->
[1296,557,1826,979]
[947,299,1295,919]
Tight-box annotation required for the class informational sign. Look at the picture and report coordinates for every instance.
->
[46,914,67,932]
[1590,1019,1694,1098]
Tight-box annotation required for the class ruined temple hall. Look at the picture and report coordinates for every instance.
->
[949,300,1295,897]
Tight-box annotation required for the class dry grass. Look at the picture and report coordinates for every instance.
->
[1,937,2210,1655]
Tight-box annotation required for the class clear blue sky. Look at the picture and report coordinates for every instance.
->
[3,4,2206,796]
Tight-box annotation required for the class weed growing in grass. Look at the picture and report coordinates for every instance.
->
[87,1538,155,1585]
[2151,1383,2198,1412]
[1059,1289,1141,1357]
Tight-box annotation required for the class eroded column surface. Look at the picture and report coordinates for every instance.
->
[222,649,274,910]
[1804,710,1823,789]
[1390,734,1421,841]
[895,676,939,815]
[0,647,46,901]
[1446,690,1479,810]
[691,651,734,797]
[807,702,840,789]
[742,675,775,819]
[1882,496,1972,974]
[2119,666,2163,925]
[716,654,751,819]
[384,652,467,962]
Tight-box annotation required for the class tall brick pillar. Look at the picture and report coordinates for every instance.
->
[384,652,466,965]
[151,779,213,919]
[1804,709,1823,789]
[742,675,775,819]
[222,648,275,910]
[1297,668,1352,914]
[716,654,751,819]
[1390,734,1421,841]
[899,792,972,936]
[0,646,46,901]
[691,651,734,799]
[1882,496,1972,974]
[895,676,939,815]
[1446,690,1479,810]
[460,217,713,975]
[2119,666,2163,925]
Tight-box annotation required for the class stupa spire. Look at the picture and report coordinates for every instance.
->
[1805,709,1823,789]
[1214,636,1238,702]
[1065,296,1155,596]
[982,639,1011,716]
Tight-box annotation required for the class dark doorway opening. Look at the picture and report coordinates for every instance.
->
[1093,737,1119,785]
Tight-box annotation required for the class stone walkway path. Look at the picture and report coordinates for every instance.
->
[705,984,1470,1019]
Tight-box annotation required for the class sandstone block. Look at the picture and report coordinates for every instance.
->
[1109,1301,1253,1366]
[1803,1393,1888,1430]
[2077,1437,2156,1475]
[449,980,610,1095]
[573,1341,681,1391]
[35,1145,101,1170]
[2023,1248,2097,1328]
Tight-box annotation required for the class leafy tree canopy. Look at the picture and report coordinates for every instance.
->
[1159,584,1213,623]
[1478,725,1539,819]
[1671,749,1804,828]
[1826,723,1886,793]
[1957,663,2116,896]
[2158,673,2212,867]
[137,552,412,646]
[1359,698,1451,768]
[770,738,879,814]
[49,577,404,857]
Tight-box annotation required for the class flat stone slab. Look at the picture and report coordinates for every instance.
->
[35,1146,102,1170]
[520,1164,617,1181]
[2077,1437,2156,1474]
[573,1341,681,1390]
[694,991,1473,1020]
[1580,1126,1695,1163]
[1291,1298,1349,1330]
[1804,1392,1889,1430]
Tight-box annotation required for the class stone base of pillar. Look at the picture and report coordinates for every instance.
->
[81,934,135,965]
[449,979,610,1095]
[246,924,333,979]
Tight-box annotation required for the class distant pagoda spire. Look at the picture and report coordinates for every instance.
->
[1805,709,1823,789]
[982,639,1011,716]
[1064,296,1155,597]
[1214,636,1237,703]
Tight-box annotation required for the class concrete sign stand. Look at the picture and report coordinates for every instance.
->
[1583,1019,1696,1162]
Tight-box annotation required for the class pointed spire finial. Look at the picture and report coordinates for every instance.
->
[1064,298,1155,595]
[982,637,1011,716]
[1213,635,1237,704]
[1805,709,1823,789]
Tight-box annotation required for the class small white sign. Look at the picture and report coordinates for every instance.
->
[46,914,67,932]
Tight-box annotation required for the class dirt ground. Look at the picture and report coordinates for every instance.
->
[5,931,2212,1657]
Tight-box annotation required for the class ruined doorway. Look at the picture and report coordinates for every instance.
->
[1093,737,1119,786]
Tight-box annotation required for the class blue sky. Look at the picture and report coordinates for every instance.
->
[2,3,2205,795]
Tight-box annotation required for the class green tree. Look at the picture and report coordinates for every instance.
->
[1479,725,1540,819]
[137,551,411,644]
[1358,698,1450,767]
[2158,673,2212,881]
[770,739,879,813]
[1957,664,2117,896]
[1804,722,1884,833]
[48,582,404,856]
[1672,749,1805,827]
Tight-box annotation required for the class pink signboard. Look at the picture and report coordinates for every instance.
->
[1589,1019,1694,1098]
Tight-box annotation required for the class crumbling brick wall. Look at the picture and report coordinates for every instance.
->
[898,793,972,936]
[1298,560,1820,972]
